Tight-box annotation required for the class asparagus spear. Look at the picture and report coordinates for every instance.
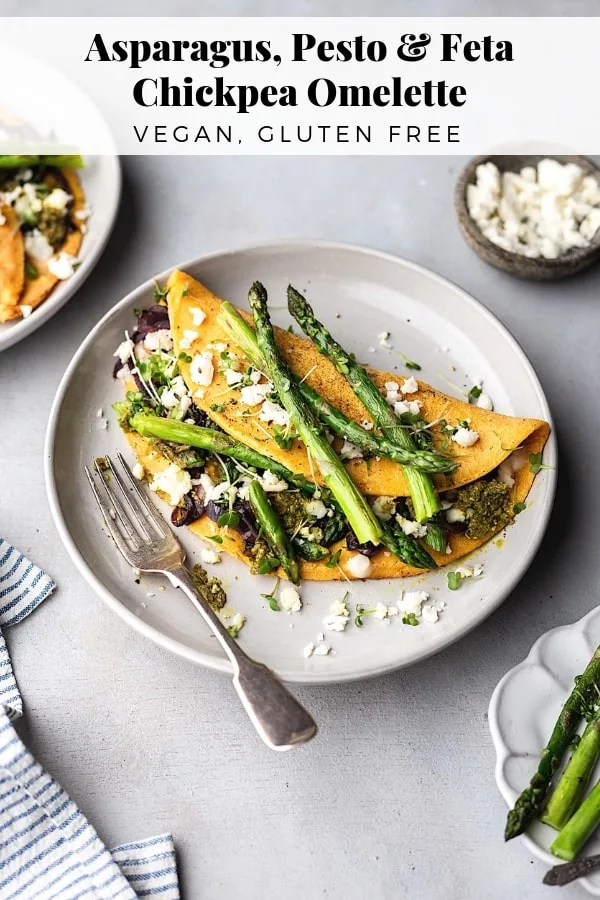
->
[505,646,600,841]
[380,523,435,570]
[248,481,299,584]
[551,778,600,861]
[542,710,600,831]
[424,523,447,554]
[247,281,382,547]
[287,286,440,523]
[217,301,457,476]
[128,413,318,496]
[0,154,84,169]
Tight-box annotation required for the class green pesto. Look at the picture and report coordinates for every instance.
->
[453,478,513,540]
[191,564,227,610]
[37,205,69,249]
[270,492,310,535]
[249,537,273,575]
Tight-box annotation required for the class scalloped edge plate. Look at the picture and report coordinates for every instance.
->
[489,606,600,894]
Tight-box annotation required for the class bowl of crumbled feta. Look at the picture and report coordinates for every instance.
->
[456,155,600,280]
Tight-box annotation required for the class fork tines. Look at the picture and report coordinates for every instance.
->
[85,454,172,562]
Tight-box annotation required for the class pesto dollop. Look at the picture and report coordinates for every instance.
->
[191,564,226,610]
[453,478,513,540]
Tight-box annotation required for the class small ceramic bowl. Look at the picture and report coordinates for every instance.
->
[455,155,600,281]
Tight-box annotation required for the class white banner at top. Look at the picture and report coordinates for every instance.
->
[0,17,597,155]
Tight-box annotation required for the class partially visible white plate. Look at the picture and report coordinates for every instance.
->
[45,241,557,684]
[489,606,600,894]
[0,49,121,352]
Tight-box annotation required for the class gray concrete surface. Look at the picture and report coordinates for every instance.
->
[1,3,597,898]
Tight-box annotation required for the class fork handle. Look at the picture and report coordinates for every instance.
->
[166,566,317,751]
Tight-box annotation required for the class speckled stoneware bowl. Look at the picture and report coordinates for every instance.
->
[455,155,600,281]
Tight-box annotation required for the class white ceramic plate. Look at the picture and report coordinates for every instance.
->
[0,49,121,352]
[45,241,557,684]
[490,607,600,894]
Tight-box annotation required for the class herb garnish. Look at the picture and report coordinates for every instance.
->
[398,352,422,371]
[217,511,240,528]
[325,549,342,569]
[211,403,226,413]
[529,452,552,474]
[513,502,526,515]
[258,557,281,576]
[153,280,169,301]
[261,578,280,611]
[447,571,462,591]
[25,260,39,280]
[402,613,419,626]
[208,535,224,544]
[469,385,482,401]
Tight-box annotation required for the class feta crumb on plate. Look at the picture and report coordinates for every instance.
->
[201,548,221,565]
[280,586,302,613]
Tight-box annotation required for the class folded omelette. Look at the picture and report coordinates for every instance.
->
[0,165,85,322]
[117,269,550,581]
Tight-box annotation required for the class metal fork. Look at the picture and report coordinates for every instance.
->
[85,454,317,751]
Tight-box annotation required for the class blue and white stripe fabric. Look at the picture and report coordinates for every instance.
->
[0,538,180,899]
[0,537,56,720]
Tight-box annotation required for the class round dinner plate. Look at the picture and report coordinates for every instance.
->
[489,607,600,895]
[0,48,121,353]
[45,241,557,684]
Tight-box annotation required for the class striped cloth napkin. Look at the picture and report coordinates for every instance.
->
[0,538,180,899]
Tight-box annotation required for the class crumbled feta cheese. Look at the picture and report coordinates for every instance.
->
[195,473,215,502]
[24,229,53,261]
[47,252,77,280]
[201,548,221,565]
[261,471,288,492]
[43,188,71,211]
[189,306,206,327]
[468,159,600,259]
[396,515,428,538]
[394,399,421,417]
[345,554,372,579]
[498,458,516,488]
[446,507,466,524]
[454,564,484,579]
[306,499,328,519]
[225,368,244,386]
[178,329,199,350]
[373,602,390,620]
[114,338,133,364]
[149,464,192,506]
[259,399,290,427]
[230,613,245,633]
[144,329,173,352]
[384,381,399,392]
[280,587,302,613]
[19,304,33,318]
[194,389,206,400]
[190,351,214,387]
[239,381,271,406]
[340,439,363,460]
[401,376,419,394]
[452,427,480,448]
[372,496,396,522]
[303,642,315,659]
[361,419,374,431]
[99,418,108,430]
[476,392,494,411]
[422,605,440,624]
[323,596,350,631]
[132,463,145,480]
[313,643,331,656]
[399,590,429,617]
